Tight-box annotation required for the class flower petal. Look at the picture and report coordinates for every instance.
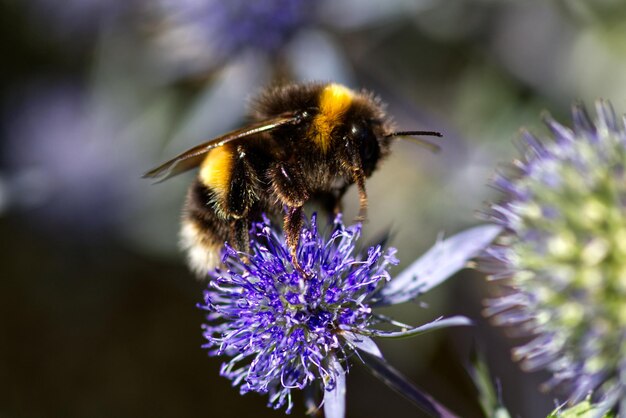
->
[364,316,472,339]
[342,332,383,357]
[360,350,458,418]
[373,225,502,306]
[323,357,346,418]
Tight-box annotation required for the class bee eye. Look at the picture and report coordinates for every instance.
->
[361,134,376,159]
[351,123,380,173]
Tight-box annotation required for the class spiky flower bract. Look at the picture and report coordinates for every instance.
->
[199,213,498,415]
[483,101,626,411]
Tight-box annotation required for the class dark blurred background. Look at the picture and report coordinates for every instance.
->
[2,0,626,416]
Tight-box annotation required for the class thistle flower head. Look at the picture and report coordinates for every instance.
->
[200,214,397,412]
[483,101,626,409]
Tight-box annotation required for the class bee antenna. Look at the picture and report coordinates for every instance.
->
[385,130,442,153]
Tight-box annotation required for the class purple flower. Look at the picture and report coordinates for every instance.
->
[3,83,144,234]
[482,101,626,414]
[199,213,499,415]
[153,0,318,73]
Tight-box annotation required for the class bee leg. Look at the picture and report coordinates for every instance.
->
[268,162,310,207]
[227,145,258,219]
[284,205,305,272]
[221,145,262,259]
[231,217,251,262]
[268,162,310,273]
[353,169,368,222]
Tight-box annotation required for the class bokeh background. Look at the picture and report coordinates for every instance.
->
[2,0,626,416]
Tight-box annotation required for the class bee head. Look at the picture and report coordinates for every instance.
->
[343,120,389,177]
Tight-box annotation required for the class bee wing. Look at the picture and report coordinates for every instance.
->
[143,112,301,182]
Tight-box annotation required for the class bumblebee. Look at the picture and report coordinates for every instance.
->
[144,82,440,276]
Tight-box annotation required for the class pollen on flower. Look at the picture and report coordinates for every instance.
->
[482,100,626,410]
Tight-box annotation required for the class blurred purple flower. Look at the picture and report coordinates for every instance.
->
[3,84,141,235]
[199,213,499,415]
[149,0,429,81]
[169,0,313,56]
[152,0,318,75]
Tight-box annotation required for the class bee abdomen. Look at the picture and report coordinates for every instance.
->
[181,179,233,277]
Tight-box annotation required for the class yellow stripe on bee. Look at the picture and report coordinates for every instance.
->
[199,145,233,198]
[310,84,354,153]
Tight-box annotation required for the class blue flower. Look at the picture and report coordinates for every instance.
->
[153,0,318,74]
[482,101,626,413]
[149,0,429,80]
[199,213,499,415]
[3,83,145,234]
